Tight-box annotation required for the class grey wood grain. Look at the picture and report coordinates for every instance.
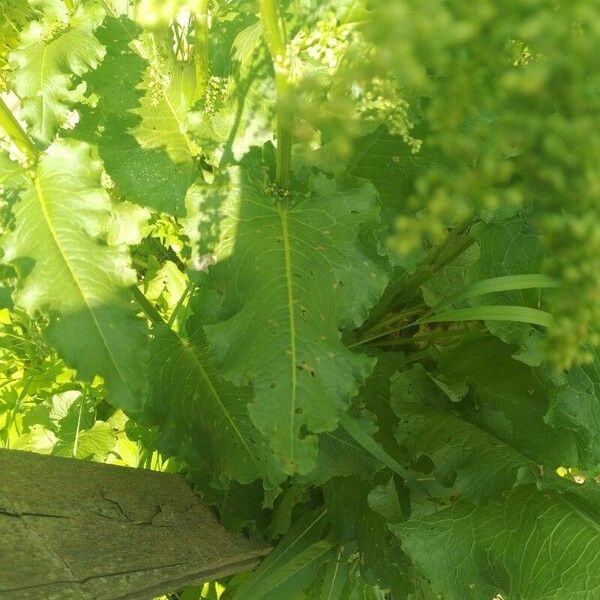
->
[0,449,269,599]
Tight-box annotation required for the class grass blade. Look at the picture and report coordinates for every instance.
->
[425,274,557,317]
[420,305,552,328]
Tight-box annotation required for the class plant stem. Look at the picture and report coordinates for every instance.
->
[404,348,432,364]
[0,97,38,160]
[360,217,477,331]
[348,320,418,349]
[259,0,292,189]
[64,0,75,14]
[167,280,196,328]
[193,0,210,100]
[131,286,164,326]
[369,327,473,348]
[360,303,426,338]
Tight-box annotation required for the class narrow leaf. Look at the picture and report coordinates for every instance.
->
[321,559,349,600]
[420,305,552,328]
[235,540,334,600]
[425,274,557,316]
[339,413,429,496]
[230,507,329,600]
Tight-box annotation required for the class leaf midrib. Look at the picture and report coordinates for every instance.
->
[39,42,48,138]
[277,204,298,468]
[33,175,133,399]
[181,334,257,464]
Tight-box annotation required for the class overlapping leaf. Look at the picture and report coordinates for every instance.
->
[9,3,105,143]
[203,152,388,474]
[72,16,196,215]
[147,319,285,490]
[324,476,415,597]
[435,335,600,471]
[421,217,548,366]
[391,361,538,502]
[2,139,147,412]
[393,484,600,600]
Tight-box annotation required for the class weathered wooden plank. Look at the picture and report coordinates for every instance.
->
[0,449,269,600]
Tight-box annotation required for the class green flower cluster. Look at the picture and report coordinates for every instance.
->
[368,0,600,369]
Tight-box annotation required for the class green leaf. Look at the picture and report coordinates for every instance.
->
[339,413,428,496]
[545,347,600,469]
[421,219,550,366]
[420,305,552,328]
[320,559,349,600]
[391,363,537,502]
[435,336,589,471]
[9,4,105,143]
[425,273,557,316]
[229,507,329,600]
[238,540,334,600]
[393,485,600,600]
[300,418,380,487]
[204,154,388,474]
[147,320,285,489]
[0,152,28,190]
[131,60,199,164]
[2,139,147,412]
[55,420,117,461]
[72,16,196,215]
[324,476,415,596]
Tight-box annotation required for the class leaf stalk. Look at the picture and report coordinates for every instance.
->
[193,0,210,100]
[0,97,39,160]
[259,0,292,189]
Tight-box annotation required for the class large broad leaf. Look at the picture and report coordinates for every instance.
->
[147,320,285,490]
[130,56,199,164]
[391,362,538,502]
[2,139,147,412]
[9,3,105,144]
[545,346,600,467]
[72,16,196,215]
[346,126,441,270]
[393,484,600,600]
[435,335,600,472]
[203,153,388,474]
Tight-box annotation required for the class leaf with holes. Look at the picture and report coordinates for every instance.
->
[203,151,388,474]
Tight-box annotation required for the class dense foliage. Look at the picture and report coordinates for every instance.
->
[1,1,600,599]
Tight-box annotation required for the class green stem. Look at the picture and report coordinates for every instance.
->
[404,348,432,364]
[360,303,426,338]
[0,98,38,160]
[64,0,75,14]
[425,215,474,270]
[193,0,210,100]
[347,321,416,349]
[369,327,473,348]
[131,286,165,326]
[259,0,292,189]
[167,280,196,328]
[361,217,477,331]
